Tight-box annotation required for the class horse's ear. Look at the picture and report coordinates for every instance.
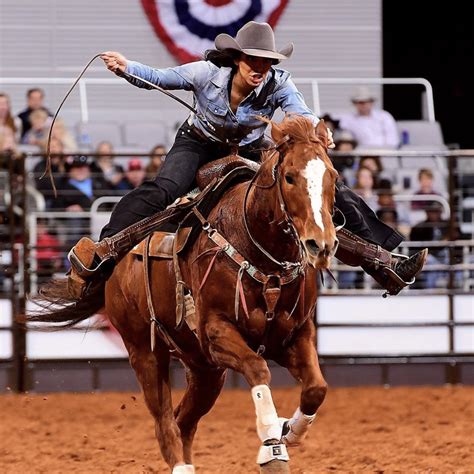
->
[315,119,329,148]
[269,121,286,144]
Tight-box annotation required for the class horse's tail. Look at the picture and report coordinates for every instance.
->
[24,278,105,329]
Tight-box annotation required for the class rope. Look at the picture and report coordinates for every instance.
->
[42,54,102,196]
[41,54,206,197]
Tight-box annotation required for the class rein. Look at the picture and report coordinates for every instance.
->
[242,136,304,272]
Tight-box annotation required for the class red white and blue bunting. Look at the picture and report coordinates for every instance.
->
[141,0,289,64]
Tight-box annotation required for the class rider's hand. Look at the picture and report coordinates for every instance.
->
[100,51,128,75]
[327,127,335,149]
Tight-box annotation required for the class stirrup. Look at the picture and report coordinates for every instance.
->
[68,246,110,278]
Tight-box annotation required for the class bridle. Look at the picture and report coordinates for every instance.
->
[242,135,304,271]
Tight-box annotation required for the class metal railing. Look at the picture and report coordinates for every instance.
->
[1,148,473,391]
[0,76,436,123]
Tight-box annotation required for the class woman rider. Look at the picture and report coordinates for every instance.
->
[68,21,427,298]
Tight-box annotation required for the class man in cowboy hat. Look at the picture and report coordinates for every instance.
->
[66,21,427,301]
[340,85,400,149]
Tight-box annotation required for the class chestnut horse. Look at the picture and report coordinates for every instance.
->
[30,116,338,473]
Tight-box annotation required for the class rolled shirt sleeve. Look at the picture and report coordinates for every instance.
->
[274,77,319,125]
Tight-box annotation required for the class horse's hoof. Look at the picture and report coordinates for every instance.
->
[172,464,195,474]
[259,459,291,473]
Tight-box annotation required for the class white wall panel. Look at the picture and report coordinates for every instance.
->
[26,330,127,359]
[0,332,12,358]
[454,327,474,353]
[318,327,450,355]
[317,295,449,324]
[0,299,12,325]
[454,295,474,322]
[0,0,382,126]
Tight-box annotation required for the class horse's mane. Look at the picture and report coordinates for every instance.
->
[261,115,336,175]
[275,115,322,146]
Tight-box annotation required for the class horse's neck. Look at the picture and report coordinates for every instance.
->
[242,167,301,271]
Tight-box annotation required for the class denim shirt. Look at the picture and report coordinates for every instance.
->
[125,60,318,146]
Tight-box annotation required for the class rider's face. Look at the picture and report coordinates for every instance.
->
[235,54,273,89]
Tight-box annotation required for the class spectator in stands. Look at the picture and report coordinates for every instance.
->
[118,158,146,190]
[353,166,378,211]
[145,144,167,179]
[52,155,112,246]
[0,125,16,152]
[90,141,124,188]
[359,155,396,190]
[332,129,357,181]
[339,86,399,149]
[0,92,20,142]
[409,202,465,289]
[17,88,52,140]
[33,137,67,207]
[411,168,442,210]
[21,109,51,146]
[376,207,399,230]
[53,155,111,211]
[35,218,62,278]
[51,118,78,153]
[376,186,410,237]
[320,113,340,134]
[359,156,382,181]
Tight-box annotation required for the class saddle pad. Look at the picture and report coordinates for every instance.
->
[131,228,193,259]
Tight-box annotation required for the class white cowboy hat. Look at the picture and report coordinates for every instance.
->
[351,86,376,102]
[215,21,293,62]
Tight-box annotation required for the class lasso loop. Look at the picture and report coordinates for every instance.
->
[42,54,201,197]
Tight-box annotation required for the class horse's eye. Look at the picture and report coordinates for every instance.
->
[285,174,295,185]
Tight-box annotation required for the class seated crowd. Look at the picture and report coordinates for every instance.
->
[0,87,471,291]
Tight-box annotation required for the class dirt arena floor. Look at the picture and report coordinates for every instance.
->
[0,385,473,473]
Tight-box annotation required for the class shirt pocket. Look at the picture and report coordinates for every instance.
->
[253,96,274,120]
[205,103,228,127]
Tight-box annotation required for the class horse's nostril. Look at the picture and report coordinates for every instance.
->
[305,239,320,256]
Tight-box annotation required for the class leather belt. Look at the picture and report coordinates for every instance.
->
[187,124,210,143]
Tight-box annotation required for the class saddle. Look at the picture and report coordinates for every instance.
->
[131,155,259,335]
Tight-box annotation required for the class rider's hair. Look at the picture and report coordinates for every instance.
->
[204,49,240,69]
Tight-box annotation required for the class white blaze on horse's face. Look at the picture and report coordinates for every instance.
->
[297,155,338,268]
[303,157,326,234]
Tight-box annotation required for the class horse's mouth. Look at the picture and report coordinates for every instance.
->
[304,239,332,269]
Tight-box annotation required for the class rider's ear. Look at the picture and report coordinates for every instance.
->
[315,119,328,148]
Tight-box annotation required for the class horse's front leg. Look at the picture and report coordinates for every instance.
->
[274,320,327,448]
[204,314,290,471]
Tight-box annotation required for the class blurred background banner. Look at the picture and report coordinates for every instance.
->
[140,0,289,63]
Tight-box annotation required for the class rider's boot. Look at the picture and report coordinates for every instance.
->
[66,194,203,300]
[335,228,428,296]
[67,236,118,300]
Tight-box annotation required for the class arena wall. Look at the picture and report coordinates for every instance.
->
[0,0,382,128]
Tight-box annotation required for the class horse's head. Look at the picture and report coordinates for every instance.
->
[264,116,339,269]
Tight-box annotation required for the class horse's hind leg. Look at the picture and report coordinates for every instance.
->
[274,322,327,448]
[174,366,226,464]
[126,341,189,473]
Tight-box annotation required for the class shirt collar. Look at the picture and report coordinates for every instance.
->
[210,66,273,98]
